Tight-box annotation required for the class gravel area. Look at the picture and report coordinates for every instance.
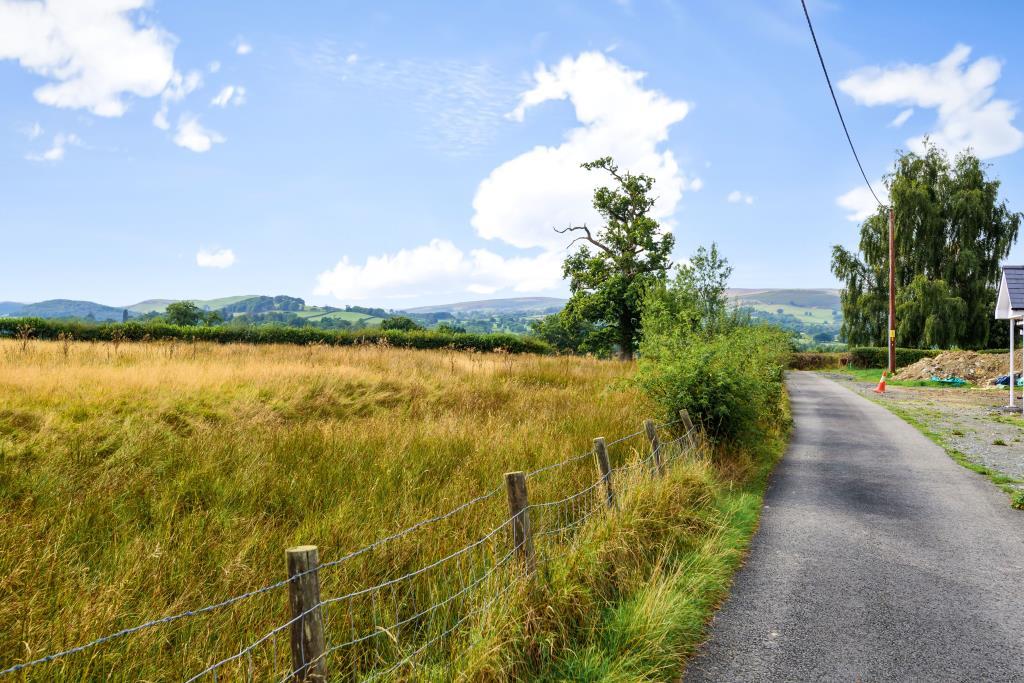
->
[822,372,1024,485]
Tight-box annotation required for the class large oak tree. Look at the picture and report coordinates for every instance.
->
[558,157,674,360]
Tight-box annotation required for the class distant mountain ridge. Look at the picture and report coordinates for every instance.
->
[0,290,842,322]
[728,288,840,310]
[403,297,569,314]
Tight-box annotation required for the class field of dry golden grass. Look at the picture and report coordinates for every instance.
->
[2,338,697,680]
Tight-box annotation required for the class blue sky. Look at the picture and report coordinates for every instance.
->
[3,0,1024,308]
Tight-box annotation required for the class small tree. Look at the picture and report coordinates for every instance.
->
[165,301,204,326]
[641,243,734,343]
[380,316,422,331]
[558,157,674,360]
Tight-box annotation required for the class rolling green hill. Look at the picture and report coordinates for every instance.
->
[126,296,261,314]
[11,299,129,321]
[728,288,840,310]
[404,297,568,315]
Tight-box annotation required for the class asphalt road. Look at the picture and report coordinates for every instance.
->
[685,372,1024,683]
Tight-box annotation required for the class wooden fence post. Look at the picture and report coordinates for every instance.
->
[643,419,664,477]
[593,437,616,509]
[505,472,536,572]
[678,409,697,448]
[286,545,327,683]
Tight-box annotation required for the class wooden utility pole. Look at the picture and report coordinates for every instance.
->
[888,206,896,374]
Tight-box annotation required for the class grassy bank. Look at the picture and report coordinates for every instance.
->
[0,339,787,680]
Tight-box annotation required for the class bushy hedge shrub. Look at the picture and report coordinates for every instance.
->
[638,325,791,445]
[0,318,552,354]
[846,346,940,369]
[789,352,846,370]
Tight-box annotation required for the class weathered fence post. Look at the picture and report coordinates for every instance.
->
[286,545,327,682]
[593,437,616,509]
[643,419,664,477]
[505,471,536,572]
[678,409,697,449]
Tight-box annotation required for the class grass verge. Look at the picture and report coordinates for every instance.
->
[831,366,978,388]
[523,417,788,681]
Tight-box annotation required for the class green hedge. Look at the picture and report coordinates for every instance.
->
[846,346,940,369]
[789,352,846,370]
[0,318,552,355]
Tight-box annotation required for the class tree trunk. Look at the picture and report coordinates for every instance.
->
[619,314,634,361]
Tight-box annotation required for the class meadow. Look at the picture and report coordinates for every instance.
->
[0,339,787,680]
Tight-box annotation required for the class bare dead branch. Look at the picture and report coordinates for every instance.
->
[553,224,613,256]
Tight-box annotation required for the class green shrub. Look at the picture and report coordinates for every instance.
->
[789,352,846,370]
[846,346,940,369]
[638,325,791,445]
[0,318,551,354]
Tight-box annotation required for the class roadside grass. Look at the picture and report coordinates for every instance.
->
[873,400,1024,510]
[525,417,788,682]
[0,339,789,680]
[832,366,976,388]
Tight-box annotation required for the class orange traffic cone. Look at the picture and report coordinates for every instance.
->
[874,371,887,394]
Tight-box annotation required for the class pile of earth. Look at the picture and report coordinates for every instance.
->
[895,350,1024,385]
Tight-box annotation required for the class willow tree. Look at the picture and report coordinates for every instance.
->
[558,157,674,360]
[832,142,1020,348]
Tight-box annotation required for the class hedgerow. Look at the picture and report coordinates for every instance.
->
[846,346,939,369]
[0,318,552,354]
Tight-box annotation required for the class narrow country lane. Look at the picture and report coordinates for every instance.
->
[685,372,1024,683]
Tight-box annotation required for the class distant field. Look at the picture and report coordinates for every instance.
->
[294,308,384,324]
[745,303,838,324]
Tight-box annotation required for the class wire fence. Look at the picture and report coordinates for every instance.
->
[1,414,704,682]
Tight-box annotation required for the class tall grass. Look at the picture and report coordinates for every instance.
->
[0,339,787,681]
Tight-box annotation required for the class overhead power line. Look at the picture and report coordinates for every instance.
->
[799,0,886,208]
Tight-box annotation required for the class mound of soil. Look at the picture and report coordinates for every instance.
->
[895,350,1024,384]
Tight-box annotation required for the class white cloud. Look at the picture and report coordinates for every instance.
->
[22,122,43,140]
[474,51,691,251]
[153,69,203,130]
[210,85,246,107]
[0,0,175,117]
[889,108,913,127]
[726,190,754,205]
[26,132,80,162]
[235,39,252,56]
[836,182,888,222]
[296,43,521,156]
[314,52,692,302]
[173,114,225,153]
[208,60,221,74]
[314,239,564,301]
[196,247,235,268]
[153,108,169,130]
[839,44,1024,158]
